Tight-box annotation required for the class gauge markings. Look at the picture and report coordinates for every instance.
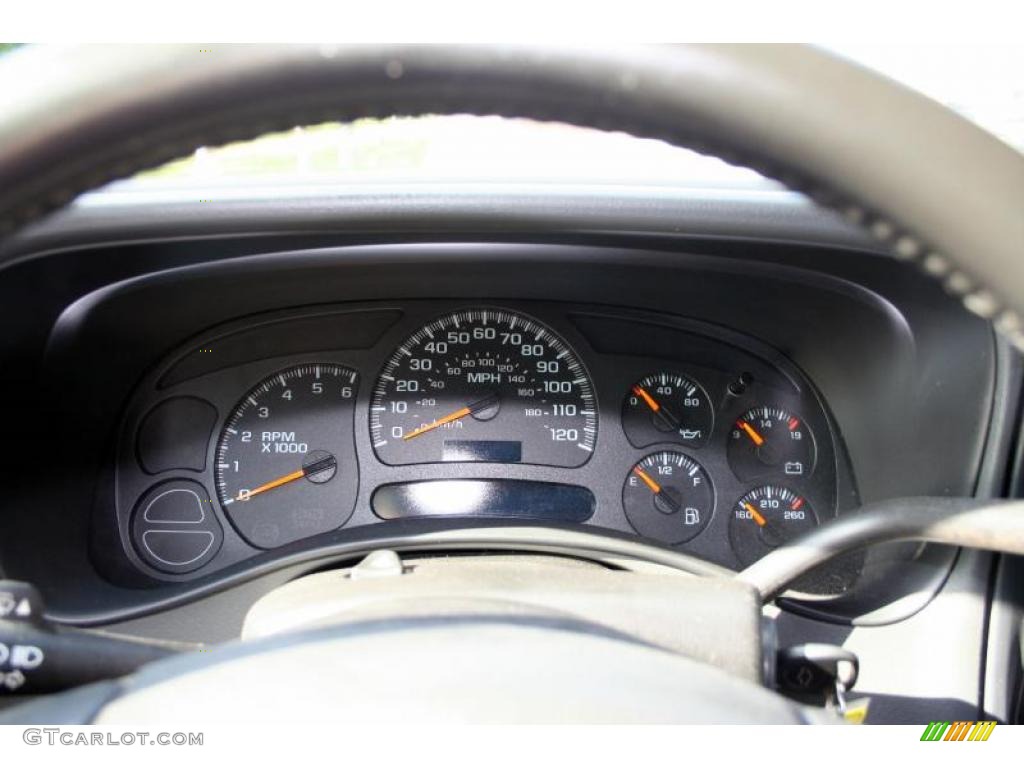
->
[370,309,597,466]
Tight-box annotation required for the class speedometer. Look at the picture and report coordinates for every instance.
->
[370,309,597,466]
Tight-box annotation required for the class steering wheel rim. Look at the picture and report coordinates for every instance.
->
[1,44,1023,344]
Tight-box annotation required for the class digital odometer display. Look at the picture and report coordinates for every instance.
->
[370,309,597,467]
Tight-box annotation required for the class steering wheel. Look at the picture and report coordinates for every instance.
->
[2,44,1023,724]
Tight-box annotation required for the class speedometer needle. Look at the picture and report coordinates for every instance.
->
[402,393,499,441]
[402,406,472,441]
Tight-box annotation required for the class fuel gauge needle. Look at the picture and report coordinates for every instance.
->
[633,466,663,494]
[633,466,682,513]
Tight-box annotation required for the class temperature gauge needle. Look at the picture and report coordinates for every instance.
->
[743,501,767,527]
[742,500,787,542]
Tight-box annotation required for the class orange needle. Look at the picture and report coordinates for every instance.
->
[738,420,765,447]
[632,385,661,413]
[403,405,472,441]
[238,468,306,501]
[743,502,767,527]
[633,467,663,494]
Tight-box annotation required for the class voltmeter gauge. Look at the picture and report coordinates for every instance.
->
[622,372,713,448]
[729,485,818,566]
[727,406,815,481]
[622,451,714,545]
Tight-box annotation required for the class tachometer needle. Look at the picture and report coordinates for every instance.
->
[237,468,306,501]
[236,453,338,502]
[743,502,767,527]
[737,420,765,447]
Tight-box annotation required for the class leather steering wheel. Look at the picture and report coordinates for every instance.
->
[2,44,1023,724]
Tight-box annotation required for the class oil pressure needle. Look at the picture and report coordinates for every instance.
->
[632,385,661,413]
[633,385,681,430]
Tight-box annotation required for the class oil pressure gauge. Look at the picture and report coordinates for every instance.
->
[622,373,713,448]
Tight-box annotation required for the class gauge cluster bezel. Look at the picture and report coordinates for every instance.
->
[110,299,851,585]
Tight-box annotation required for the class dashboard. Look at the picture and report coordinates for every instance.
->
[0,214,1004,638]
[113,300,847,583]
[0,188,1017,723]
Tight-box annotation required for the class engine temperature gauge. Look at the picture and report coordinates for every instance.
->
[727,406,815,481]
[729,485,818,566]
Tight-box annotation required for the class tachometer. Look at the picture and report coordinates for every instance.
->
[370,309,597,466]
[215,364,359,549]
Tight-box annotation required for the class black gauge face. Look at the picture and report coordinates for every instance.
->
[622,451,714,545]
[622,372,713,448]
[727,406,815,481]
[729,485,817,566]
[215,364,359,549]
[370,309,597,466]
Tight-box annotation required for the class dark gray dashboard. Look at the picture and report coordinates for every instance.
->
[0,191,1010,634]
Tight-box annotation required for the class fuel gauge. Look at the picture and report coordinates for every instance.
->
[622,451,714,545]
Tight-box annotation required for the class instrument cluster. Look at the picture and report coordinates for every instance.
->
[112,302,851,584]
